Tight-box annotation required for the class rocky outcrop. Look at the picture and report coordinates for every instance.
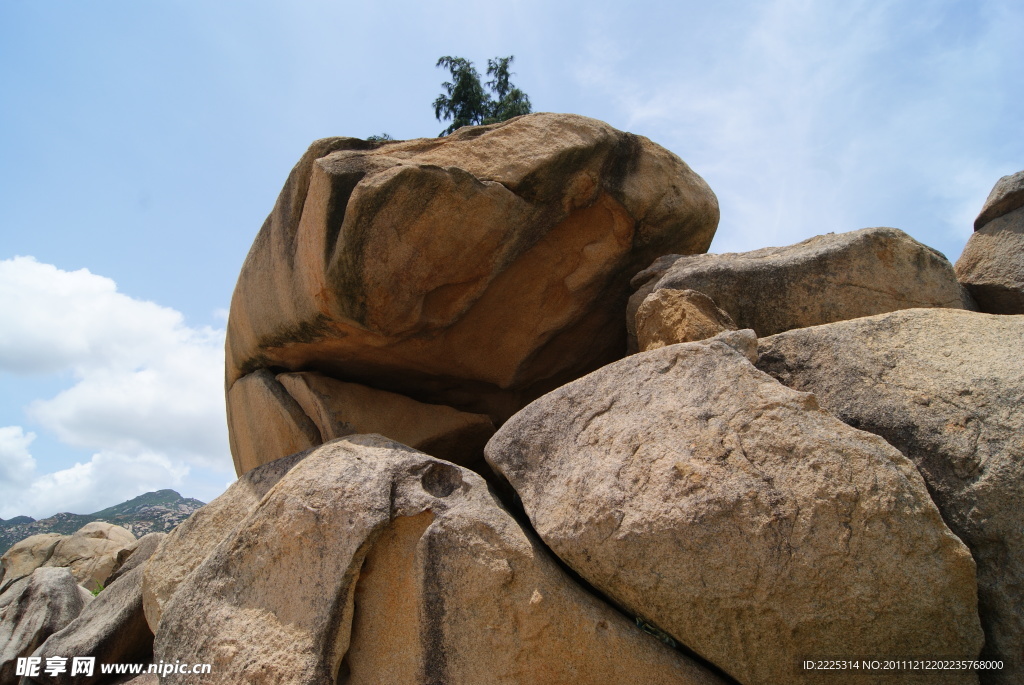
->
[1,524,136,597]
[486,333,983,685]
[151,435,725,685]
[634,288,736,351]
[43,522,136,593]
[225,113,719,475]
[757,308,1024,683]
[956,171,1024,314]
[628,227,975,341]
[0,568,90,683]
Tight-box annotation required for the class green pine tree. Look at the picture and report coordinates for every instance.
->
[434,55,532,136]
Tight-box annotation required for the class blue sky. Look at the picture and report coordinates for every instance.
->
[1,0,1022,518]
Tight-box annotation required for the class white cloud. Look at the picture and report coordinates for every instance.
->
[572,0,1022,260]
[0,441,190,520]
[0,426,37,489]
[0,256,231,518]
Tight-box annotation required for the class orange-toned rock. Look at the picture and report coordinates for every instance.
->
[225,113,718,475]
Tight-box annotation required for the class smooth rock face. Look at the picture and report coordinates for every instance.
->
[277,371,495,469]
[486,337,983,685]
[32,565,153,685]
[225,113,719,477]
[0,534,62,595]
[634,288,736,352]
[956,206,1024,314]
[42,523,136,593]
[974,170,1024,230]
[629,227,975,338]
[0,568,88,683]
[154,436,725,685]
[756,309,1024,683]
[142,450,311,632]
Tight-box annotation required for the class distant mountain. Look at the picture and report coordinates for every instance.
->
[0,490,205,555]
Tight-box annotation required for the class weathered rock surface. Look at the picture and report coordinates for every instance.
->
[0,568,89,683]
[486,334,983,685]
[629,227,975,339]
[277,371,495,469]
[0,534,62,595]
[154,435,726,685]
[634,288,736,351]
[756,308,1024,683]
[31,565,153,685]
[956,206,1024,314]
[225,113,719,475]
[226,369,324,476]
[42,522,136,593]
[974,170,1024,230]
[107,532,165,588]
[142,449,311,632]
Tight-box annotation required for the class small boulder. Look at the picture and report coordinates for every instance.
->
[634,288,737,352]
[757,308,1024,682]
[0,568,89,683]
[486,335,983,685]
[629,227,975,339]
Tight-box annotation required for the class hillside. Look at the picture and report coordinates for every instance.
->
[0,489,204,554]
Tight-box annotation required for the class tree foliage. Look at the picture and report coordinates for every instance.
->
[433,55,532,136]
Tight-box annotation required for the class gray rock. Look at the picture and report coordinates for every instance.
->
[974,170,1024,230]
[956,206,1024,314]
[629,227,974,341]
[30,565,152,685]
[0,535,62,596]
[0,568,88,683]
[486,337,983,685]
[757,308,1024,683]
[154,435,726,685]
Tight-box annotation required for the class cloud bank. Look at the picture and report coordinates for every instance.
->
[0,256,230,519]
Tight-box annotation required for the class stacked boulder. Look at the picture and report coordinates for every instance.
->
[224,112,720,475]
[955,170,1024,313]
[0,523,163,683]
[105,120,1024,685]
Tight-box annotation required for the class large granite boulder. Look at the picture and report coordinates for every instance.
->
[226,113,719,475]
[485,332,983,685]
[757,308,1024,683]
[628,227,974,345]
[0,568,90,683]
[153,436,726,685]
[956,170,1024,314]
[634,288,736,351]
